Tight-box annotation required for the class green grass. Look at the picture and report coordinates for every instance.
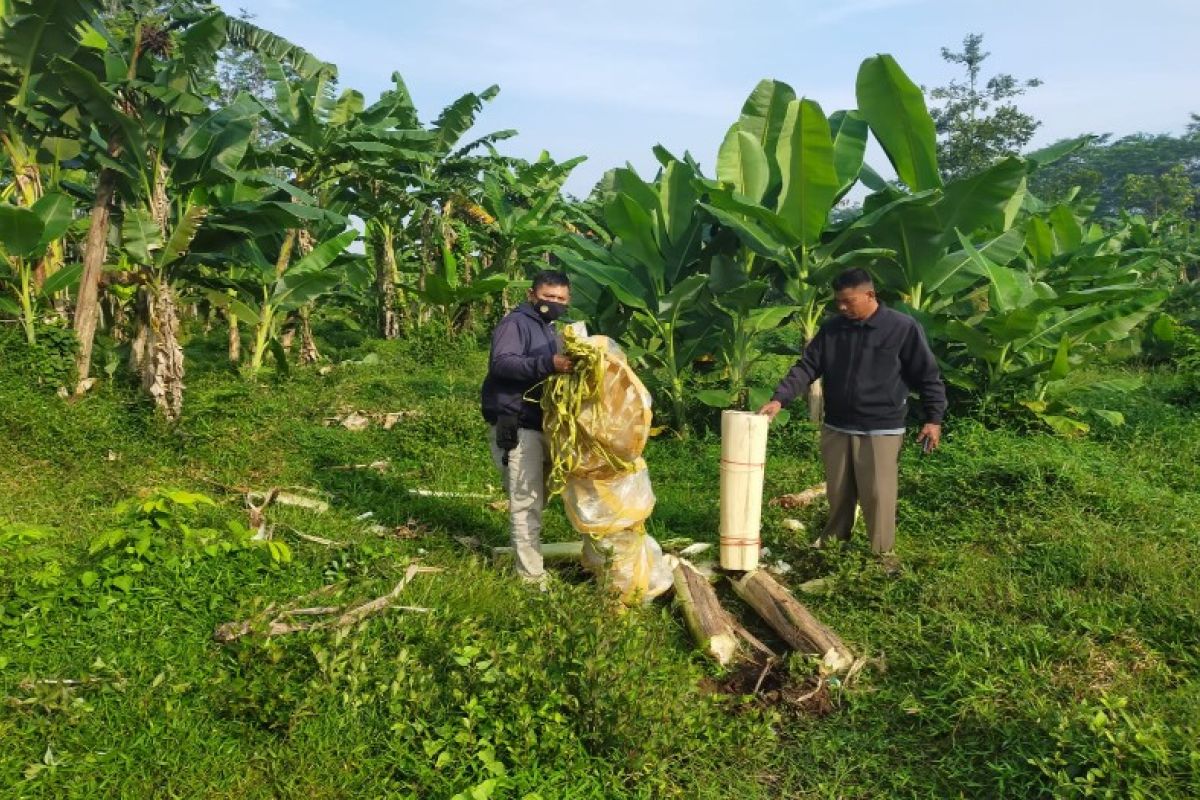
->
[2,324,1199,799]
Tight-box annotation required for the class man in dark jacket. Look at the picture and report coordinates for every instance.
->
[758,268,946,562]
[481,270,573,584]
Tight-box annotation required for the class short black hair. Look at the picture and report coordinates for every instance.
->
[831,267,874,292]
[532,270,570,291]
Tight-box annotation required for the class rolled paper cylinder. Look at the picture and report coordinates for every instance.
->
[719,410,769,571]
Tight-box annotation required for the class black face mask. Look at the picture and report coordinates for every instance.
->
[534,300,568,322]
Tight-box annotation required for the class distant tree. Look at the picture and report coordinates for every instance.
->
[928,33,1042,179]
[1121,164,1196,219]
[217,8,270,107]
[1030,123,1200,218]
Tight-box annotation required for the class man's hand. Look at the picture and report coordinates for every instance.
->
[758,400,783,421]
[552,354,574,373]
[917,423,942,453]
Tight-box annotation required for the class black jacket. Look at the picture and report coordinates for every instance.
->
[771,304,946,430]
[480,302,559,430]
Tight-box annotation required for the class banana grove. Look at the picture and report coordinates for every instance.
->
[560,57,1175,436]
[0,1,1185,434]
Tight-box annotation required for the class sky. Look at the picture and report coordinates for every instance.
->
[219,0,1200,197]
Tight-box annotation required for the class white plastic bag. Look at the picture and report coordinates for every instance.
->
[581,529,673,604]
[563,458,655,536]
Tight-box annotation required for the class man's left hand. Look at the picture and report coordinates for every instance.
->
[917,423,941,453]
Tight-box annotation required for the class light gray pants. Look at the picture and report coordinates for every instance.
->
[820,428,904,554]
[488,426,550,581]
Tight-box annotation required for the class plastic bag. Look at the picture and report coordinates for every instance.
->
[546,335,670,604]
[581,529,674,604]
[564,336,653,477]
[563,458,655,536]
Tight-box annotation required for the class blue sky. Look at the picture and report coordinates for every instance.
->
[221,0,1200,197]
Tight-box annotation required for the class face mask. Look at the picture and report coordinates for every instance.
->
[534,300,568,322]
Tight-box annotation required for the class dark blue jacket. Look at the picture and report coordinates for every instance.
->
[480,303,559,430]
[771,304,947,429]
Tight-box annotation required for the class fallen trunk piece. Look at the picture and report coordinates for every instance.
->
[409,488,493,500]
[673,559,739,666]
[213,564,440,643]
[328,460,391,472]
[731,569,853,672]
[273,491,330,513]
[770,482,827,509]
[492,541,583,562]
[246,488,330,515]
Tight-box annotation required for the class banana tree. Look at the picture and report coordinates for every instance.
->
[698,78,884,419]
[42,5,332,386]
[43,5,331,412]
[935,233,1167,431]
[395,84,517,328]
[406,237,508,330]
[694,253,799,415]
[0,0,97,333]
[0,194,76,343]
[559,159,713,434]
[478,151,589,276]
[258,66,514,335]
[206,229,358,374]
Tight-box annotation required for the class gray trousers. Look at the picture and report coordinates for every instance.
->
[488,426,550,580]
[820,427,904,554]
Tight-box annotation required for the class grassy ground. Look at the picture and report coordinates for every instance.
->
[1,322,1198,799]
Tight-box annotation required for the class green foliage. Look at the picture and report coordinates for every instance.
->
[0,522,69,624]
[1144,313,1200,405]
[1122,163,1197,220]
[0,323,78,388]
[84,488,287,603]
[1032,694,1200,797]
[1,328,1199,796]
[1029,126,1200,217]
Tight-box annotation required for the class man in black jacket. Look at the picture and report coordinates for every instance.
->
[758,268,946,561]
[481,270,574,584]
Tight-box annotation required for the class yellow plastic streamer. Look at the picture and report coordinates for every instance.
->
[537,328,635,497]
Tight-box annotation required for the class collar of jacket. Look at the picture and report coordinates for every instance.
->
[839,302,886,329]
[516,301,549,325]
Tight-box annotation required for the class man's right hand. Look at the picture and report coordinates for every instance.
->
[757,400,783,421]
[552,354,574,373]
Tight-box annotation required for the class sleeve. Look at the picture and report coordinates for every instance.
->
[489,318,555,382]
[899,320,947,423]
[771,328,826,408]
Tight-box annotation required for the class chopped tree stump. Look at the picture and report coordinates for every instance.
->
[731,569,853,672]
[673,559,739,666]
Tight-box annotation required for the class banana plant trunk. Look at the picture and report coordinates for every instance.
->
[227,307,241,364]
[807,378,825,424]
[109,299,127,342]
[371,223,400,339]
[418,211,435,326]
[298,306,320,365]
[72,164,118,384]
[133,280,185,421]
[799,307,825,424]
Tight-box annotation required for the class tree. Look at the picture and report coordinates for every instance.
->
[1122,164,1196,219]
[1030,125,1200,218]
[929,33,1042,179]
[217,9,270,106]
